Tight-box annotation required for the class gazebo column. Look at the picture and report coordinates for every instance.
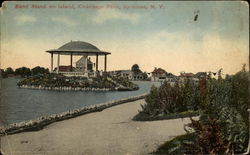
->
[84,55,88,73]
[96,54,99,71]
[70,53,73,72]
[57,53,60,74]
[51,53,53,72]
[104,55,107,72]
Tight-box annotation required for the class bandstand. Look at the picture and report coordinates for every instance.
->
[46,41,111,77]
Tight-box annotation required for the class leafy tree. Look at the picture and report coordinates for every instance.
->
[142,72,148,79]
[131,64,142,74]
[182,79,200,111]
[141,85,160,115]
[0,69,7,78]
[31,66,49,75]
[5,67,14,74]
[15,67,31,77]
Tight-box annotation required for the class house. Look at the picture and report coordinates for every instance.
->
[151,67,167,81]
[179,72,194,83]
[151,67,178,86]
[76,57,94,72]
[193,72,207,80]
[109,70,149,81]
[133,72,147,80]
[192,72,207,85]
[109,70,134,80]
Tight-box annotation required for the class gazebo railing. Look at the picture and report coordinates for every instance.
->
[55,71,88,77]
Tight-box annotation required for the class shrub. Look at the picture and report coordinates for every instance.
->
[185,118,232,155]
[140,79,201,116]
[141,85,160,115]
[153,133,196,155]
[200,68,249,153]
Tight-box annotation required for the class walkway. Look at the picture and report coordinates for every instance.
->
[1,99,192,155]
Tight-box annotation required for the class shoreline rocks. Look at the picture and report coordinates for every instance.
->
[0,94,147,136]
[18,85,138,91]
[18,85,113,91]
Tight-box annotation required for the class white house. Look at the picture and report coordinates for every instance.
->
[108,70,133,80]
[151,67,178,86]
[151,67,167,81]
[75,56,94,72]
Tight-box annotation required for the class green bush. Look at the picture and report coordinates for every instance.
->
[199,69,249,153]
[185,118,232,155]
[140,79,201,116]
[150,66,248,154]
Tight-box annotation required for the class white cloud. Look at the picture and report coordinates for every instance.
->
[15,15,37,25]
[92,9,140,24]
[51,16,77,27]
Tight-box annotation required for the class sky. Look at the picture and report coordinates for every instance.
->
[1,1,249,75]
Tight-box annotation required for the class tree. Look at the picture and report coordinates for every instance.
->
[142,85,161,115]
[131,64,142,74]
[5,67,14,74]
[31,66,49,75]
[0,69,7,78]
[15,67,31,77]
[142,72,148,79]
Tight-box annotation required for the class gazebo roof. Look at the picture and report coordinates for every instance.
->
[46,41,110,56]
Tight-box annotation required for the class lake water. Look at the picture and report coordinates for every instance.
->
[0,78,160,126]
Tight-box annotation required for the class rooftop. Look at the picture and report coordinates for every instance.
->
[152,68,166,74]
[59,41,99,51]
[46,41,110,56]
[180,73,194,77]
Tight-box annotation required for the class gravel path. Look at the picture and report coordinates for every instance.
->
[1,99,192,155]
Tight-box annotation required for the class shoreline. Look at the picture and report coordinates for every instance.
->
[1,98,193,155]
[19,85,113,91]
[0,93,147,136]
[18,84,139,91]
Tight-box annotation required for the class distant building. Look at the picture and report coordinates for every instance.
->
[109,70,133,80]
[178,72,208,85]
[179,72,194,83]
[193,72,207,80]
[192,72,207,85]
[118,70,134,80]
[76,57,94,72]
[109,70,149,81]
[151,67,167,81]
[133,73,144,80]
[165,73,178,86]
[151,67,177,86]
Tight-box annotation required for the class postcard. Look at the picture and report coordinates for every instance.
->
[0,1,249,155]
